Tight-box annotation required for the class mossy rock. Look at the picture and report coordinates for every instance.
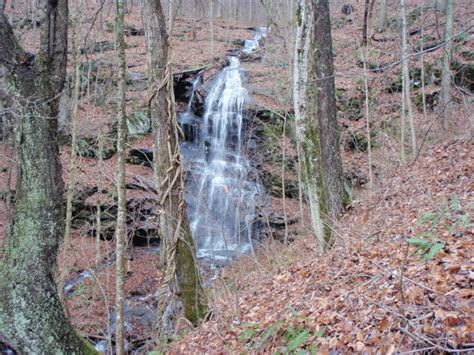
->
[452,62,474,93]
[76,137,116,160]
[346,129,377,152]
[387,7,421,31]
[333,16,351,29]
[337,94,362,121]
[80,41,114,55]
[232,39,245,46]
[80,59,116,85]
[260,170,299,198]
[385,64,441,93]
[415,91,439,112]
[355,49,382,72]
[127,111,151,137]
[460,50,474,61]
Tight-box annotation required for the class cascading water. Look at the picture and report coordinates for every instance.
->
[243,27,267,54]
[180,31,266,261]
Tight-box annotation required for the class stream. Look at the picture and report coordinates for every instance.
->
[62,28,267,353]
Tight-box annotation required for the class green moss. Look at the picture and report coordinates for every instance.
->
[176,230,207,326]
[296,4,303,27]
[187,303,208,325]
[452,61,474,92]
[346,129,377,152]
[301,125,333,249]
[415,91,439,112]
[385,64,442,93]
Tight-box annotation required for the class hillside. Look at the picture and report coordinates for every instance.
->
[0,0,472,353]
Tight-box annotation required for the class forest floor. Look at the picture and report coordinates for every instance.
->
[0,0,473,353]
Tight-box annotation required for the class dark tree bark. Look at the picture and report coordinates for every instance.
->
[141,0,206,329]
[312,0,344,225]
[0,1,95,353]
[362,0,370,46]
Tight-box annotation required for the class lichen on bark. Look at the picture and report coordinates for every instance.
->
[0,1,96,353]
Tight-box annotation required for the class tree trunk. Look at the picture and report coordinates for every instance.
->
[210,0,214,50]
[0,1,95,353]
[362,0,370,46]
[359,45,374,188]
[114,0,128,353]
[141,0,206,330]
[400,0,417,156]
[440,0,453,129]
[293,0,327,250]
[313,0,344,223]
[192,0,197,40]
[378,0,387,32]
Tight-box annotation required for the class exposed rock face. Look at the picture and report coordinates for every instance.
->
[128,148,154,167]
[341,4,355,15]
[72,183,161,246]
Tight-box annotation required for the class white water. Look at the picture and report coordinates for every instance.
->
[180,30,266,261]
[243,27,267,54]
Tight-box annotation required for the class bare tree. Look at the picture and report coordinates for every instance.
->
[114,0,128,353]
[141,0,207,331]
[440,0,453,129]
[378,0,387,32]
[400,0,417,158]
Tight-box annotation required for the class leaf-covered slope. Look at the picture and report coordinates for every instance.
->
[175,138,473,353]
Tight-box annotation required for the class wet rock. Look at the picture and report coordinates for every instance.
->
[260,170,299,198]
[85,196,160,246]
[181,121,200,143]
[239,50,263,63]
[173,67,207,103]
[267,213,298,228]
[126,305,155,328]
[232,39,245,46]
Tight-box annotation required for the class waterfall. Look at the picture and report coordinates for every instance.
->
[180,39,266,261]
[243,27,267,54]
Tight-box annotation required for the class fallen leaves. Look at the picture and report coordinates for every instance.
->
[174,138,474,353]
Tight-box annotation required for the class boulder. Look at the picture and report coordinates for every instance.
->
[128,148,153,167]
[345,130,377,152]
[341,4,354,15]
[127,111,151,137]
